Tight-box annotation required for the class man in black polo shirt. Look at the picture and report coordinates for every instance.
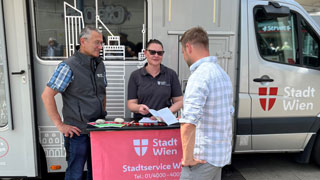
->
[127,39,183,119]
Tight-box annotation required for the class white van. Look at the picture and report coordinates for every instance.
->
[1,0,320,178]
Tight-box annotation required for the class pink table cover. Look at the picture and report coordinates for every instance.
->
[90,129,182,180]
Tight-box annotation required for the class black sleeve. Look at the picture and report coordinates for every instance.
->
[128,71,138,100]
[170,70,183,97]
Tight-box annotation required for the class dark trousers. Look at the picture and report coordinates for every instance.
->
[64,134,92,180]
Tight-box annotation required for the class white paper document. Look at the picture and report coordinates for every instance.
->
[139,117,158,123]
[149,107,178,126]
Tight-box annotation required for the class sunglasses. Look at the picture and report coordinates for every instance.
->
[147,49,165,56]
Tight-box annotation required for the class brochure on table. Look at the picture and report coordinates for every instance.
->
[88,122,125,128]
[139,107,178,125]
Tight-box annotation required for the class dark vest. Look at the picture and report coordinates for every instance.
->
[62,51,106,134]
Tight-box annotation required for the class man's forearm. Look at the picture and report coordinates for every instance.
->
[42,91,63,127]
[44,98,62,127]
[180,123,196,164]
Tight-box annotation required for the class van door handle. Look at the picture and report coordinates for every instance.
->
[253,78,274,82]
[11,70,25,75]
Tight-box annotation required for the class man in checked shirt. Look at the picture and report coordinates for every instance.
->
[41,26,107,180]
[179,27,234,180]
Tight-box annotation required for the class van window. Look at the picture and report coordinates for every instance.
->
[34,0,146,60]
[301,18,320,67]
[254,7,297,65]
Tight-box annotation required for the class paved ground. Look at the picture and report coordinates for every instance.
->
[223,153,320,180]
[2,153,320,180]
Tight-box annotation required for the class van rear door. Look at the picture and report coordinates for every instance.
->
[248,1,320,151]
[0,0,38,177]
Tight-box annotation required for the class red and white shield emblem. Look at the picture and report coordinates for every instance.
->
[258,87,278,111]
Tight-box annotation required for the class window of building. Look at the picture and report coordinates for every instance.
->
[34,0,146,60]
[254,7,297,65]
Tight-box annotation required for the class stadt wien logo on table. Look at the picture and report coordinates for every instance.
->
[133,139,148,156]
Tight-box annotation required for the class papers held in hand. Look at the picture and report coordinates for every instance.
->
[139,107,178,126]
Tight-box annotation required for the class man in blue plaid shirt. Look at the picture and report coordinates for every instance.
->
[179,27,233,180]
[41,26,107,180]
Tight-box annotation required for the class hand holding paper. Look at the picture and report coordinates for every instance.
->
[148,107,178,126]
[138,104,150,115]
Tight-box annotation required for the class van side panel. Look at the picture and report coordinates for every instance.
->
[234,0,252,152]
[152,0,241,152]
[246,0,320,152]
[0,0,38,176]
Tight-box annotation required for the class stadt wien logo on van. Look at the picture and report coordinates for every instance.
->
[133,139,148,156]
[259,87,278,111]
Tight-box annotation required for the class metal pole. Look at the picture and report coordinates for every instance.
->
[64,2,69,57]
[95,0,98,28]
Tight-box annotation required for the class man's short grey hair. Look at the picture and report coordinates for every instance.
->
[79,25,102,39]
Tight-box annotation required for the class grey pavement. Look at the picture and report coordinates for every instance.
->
[224,153,320,180]
[2,153,320,180]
